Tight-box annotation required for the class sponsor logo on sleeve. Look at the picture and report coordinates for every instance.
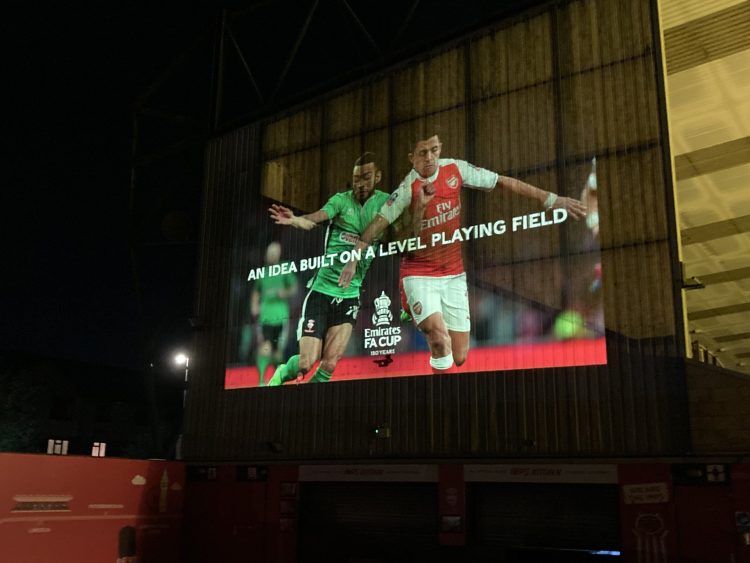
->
[339,231,360,245]
[386,191,399,206]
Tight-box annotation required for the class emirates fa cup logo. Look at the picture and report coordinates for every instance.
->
[372,291,393,326]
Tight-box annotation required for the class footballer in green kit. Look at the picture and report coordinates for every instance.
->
[267,153,390,385]
[248,241,298,385]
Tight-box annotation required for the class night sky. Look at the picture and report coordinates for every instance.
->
[3,2,549,370]
[3,7,212,369]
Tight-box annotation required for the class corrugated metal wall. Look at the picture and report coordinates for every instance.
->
[184,0,689,461]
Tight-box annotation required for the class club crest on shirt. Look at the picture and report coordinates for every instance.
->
[304,319,316,333]
[446,175,458,189]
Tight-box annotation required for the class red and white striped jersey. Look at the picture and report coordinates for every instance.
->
[378,158,498,277]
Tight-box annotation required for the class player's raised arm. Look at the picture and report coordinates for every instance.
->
[269,203,330,230]
[497,176,587,220]
[359,215,390,250]
[396,181,436,240]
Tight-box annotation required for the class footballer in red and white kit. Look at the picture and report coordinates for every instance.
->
[339,133,587,372]
[379,159,498,334]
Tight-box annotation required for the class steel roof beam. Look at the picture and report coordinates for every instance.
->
[674,136,750,181]
[225,21,265,104]
[392,0,421,45]
[688,302,750,320]
[270,0,319,100]
[714,332,750,343]
[681,214,750,246]
[693,266,750,286]
[664,1,750,74]
[339,0,382,57]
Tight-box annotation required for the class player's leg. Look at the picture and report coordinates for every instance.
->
[418,313,453,369]
[398,277,412,322]
[275,320,290,364]
[442,273,471,366]
[268,336,322,386]
[298,335,323,374]
[403,275,453,370]
[255,339,272,385]
[448,331,469,366]
[268,290,326,386]
[256,325,281,386]
[238,323,253,363]
[309,295,359,383]
[309,323,353,383]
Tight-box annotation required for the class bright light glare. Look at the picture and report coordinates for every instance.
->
[174,353,189,365]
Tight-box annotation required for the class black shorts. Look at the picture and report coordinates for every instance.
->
[297,290,360,340]
[261,322,289,352]
[261,324,283,344]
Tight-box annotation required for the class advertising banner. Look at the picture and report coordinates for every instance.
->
[224,14,610,388]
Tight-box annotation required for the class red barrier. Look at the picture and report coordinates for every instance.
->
[0,453,184,563]
[618,464,678,563]
[438,464,465,546]
[181,464,299,563]
[731,464,750,563]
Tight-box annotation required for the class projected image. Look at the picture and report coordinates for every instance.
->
[337,133,586,375]
[264,153,390,386]
[225,137,604,388]
[238,241,299,385]
[223,12,615,388]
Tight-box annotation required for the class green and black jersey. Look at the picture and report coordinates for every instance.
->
[311,190,389,299]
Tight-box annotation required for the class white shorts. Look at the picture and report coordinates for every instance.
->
[402,273,470,332]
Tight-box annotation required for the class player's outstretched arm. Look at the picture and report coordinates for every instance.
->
[497,176,587,220]
[337,214,390,288]
[548,193,587,220]
[269,204,329,230]
[361,214,391,248]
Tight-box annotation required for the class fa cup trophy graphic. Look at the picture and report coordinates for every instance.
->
[372,291,393,326]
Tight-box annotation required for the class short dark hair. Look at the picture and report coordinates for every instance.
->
[409,123,442,152]
[354,152,378,168]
